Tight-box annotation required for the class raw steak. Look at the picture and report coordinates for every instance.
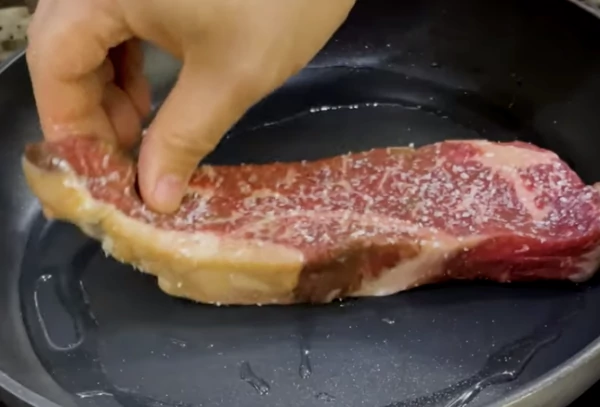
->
[22,137,600,305]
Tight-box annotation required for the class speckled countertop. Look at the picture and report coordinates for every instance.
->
[0,4,29,63]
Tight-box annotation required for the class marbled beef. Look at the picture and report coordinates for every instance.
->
[22,137,600,305]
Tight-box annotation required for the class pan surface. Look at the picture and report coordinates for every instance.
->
[3,0,600,406]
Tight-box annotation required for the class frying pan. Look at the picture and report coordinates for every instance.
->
[2,0,600,406]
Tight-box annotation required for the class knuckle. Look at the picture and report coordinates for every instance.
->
[161,130,216,163]
[28,23,102,80]
[233,60,264,84]
[229,60,273,99]
[226,56,300,109]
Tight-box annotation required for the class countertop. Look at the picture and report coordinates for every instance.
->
[0,5,29,62]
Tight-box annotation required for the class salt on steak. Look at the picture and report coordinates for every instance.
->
[22,136,600,305]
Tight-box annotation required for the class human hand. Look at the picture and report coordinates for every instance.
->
[26,0,356,212]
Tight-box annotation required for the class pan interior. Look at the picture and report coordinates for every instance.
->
[7,0,600,406]
[17,65,600,407]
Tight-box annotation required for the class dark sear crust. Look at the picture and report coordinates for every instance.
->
[20,136,600,305]
[295,242,419,303]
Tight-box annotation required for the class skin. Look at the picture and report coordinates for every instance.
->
[26,0,356,213]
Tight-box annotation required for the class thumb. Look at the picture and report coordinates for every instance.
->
[137,64,259,213]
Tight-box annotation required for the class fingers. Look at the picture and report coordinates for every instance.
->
[26,0,132,142]
[137,64,258,213]
[102,83,142,149]
[102,39,151,148]
[27,38,116,143]
[110,39,152,120]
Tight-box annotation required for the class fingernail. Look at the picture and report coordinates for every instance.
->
[153,173,184,212]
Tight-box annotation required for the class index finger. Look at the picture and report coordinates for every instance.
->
[26,0,130,142]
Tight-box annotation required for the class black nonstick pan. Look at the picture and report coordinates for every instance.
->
[3,0,600,406]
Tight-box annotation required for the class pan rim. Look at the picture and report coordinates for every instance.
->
[489,336,600,406]
[566,0,600,20]
[0,48,63,407]
[1,49,600,407]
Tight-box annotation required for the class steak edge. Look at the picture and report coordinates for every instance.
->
[21,137,600,305]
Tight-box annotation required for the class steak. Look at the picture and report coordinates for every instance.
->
[22,137,600,305]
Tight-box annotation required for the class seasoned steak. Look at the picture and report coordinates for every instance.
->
[22,137,600,305]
